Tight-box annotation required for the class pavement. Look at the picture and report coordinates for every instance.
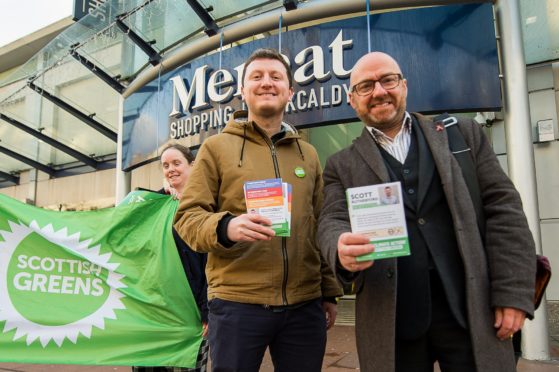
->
[1,324,558,371]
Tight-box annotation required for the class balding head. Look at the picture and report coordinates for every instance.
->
[348,52,408,137]
[350,52,403,87]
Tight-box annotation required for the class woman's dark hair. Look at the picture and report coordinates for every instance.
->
[160,144,195,164]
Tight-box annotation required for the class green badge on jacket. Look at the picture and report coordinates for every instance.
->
[294,167,306,178]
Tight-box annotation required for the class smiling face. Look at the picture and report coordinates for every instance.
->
[241,58,294,120]
[349,52,408,135]
[161,148,193,193]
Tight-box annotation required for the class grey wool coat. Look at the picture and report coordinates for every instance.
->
[317,113,536,372]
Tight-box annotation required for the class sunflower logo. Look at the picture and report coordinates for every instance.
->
[0,220,126,347]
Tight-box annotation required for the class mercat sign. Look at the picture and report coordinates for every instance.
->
[123,3,500,170]
[167,29,352,140]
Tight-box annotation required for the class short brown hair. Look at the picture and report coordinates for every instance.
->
[242,48,293,88]
[161,144,195,164]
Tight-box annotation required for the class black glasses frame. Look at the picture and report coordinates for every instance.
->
[351,74,403,96]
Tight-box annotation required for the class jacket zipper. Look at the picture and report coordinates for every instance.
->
[252,123,294,306]
[269,143,289,306]
[241,121,301,307]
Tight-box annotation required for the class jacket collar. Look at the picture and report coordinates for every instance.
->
[224,110,301,141]
[412,113,453,194]
[413,115,435,211]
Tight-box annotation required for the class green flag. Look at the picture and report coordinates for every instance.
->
[0,191,202,367]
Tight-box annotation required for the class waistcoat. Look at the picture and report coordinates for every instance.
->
[378,117,467,339]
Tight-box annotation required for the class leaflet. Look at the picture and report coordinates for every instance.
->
[276,182,292,237]
[244,178,291,236]
[346,182,410,261]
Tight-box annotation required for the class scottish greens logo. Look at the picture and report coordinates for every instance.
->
[0,220,126,347]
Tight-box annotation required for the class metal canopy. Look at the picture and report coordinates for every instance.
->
[0,0,555,186]
[283,0,298,11]
[27,81,118,142]
[0,145,56,176]
[0,170,19,185]
[0,113,99,169]
[0,0,288,185]
[70,47,126,93]
[114,18,162,66]
[186,0,219,36]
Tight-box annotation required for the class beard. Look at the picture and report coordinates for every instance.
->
[358,103,406,132]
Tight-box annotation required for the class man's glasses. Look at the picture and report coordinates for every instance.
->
[351,74,403,96]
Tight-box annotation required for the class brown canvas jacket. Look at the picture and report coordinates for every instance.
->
[174,110,341,306]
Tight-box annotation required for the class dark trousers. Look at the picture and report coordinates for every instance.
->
[395,271,476,372]
[208,298,326,372]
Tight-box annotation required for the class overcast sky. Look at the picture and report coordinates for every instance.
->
[0,0,73,47]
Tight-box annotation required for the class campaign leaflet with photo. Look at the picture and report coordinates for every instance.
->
[346,181,410,261]
[244,178,290,236]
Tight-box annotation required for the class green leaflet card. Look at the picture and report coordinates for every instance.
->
[346,182,410,261]
[275,183,292,237]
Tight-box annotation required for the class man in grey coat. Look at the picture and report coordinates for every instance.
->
[317,52,536,371]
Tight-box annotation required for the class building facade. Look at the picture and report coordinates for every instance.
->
[0,0,557,359]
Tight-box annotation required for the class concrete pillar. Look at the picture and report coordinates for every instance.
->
[495,0,550,360]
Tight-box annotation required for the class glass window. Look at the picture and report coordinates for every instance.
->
[307,122,363,168]
[520,0,559,64]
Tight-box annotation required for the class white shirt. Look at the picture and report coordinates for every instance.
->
[366,112,412,164]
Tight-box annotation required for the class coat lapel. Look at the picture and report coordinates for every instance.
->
[414,119,435,210]
[413,114,455,202]
[354,127,391,183]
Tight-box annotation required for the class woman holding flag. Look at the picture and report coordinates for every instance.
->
[133,143,208,372]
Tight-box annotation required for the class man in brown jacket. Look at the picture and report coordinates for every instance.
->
[175,48,341,372]
[318,52,536,371]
